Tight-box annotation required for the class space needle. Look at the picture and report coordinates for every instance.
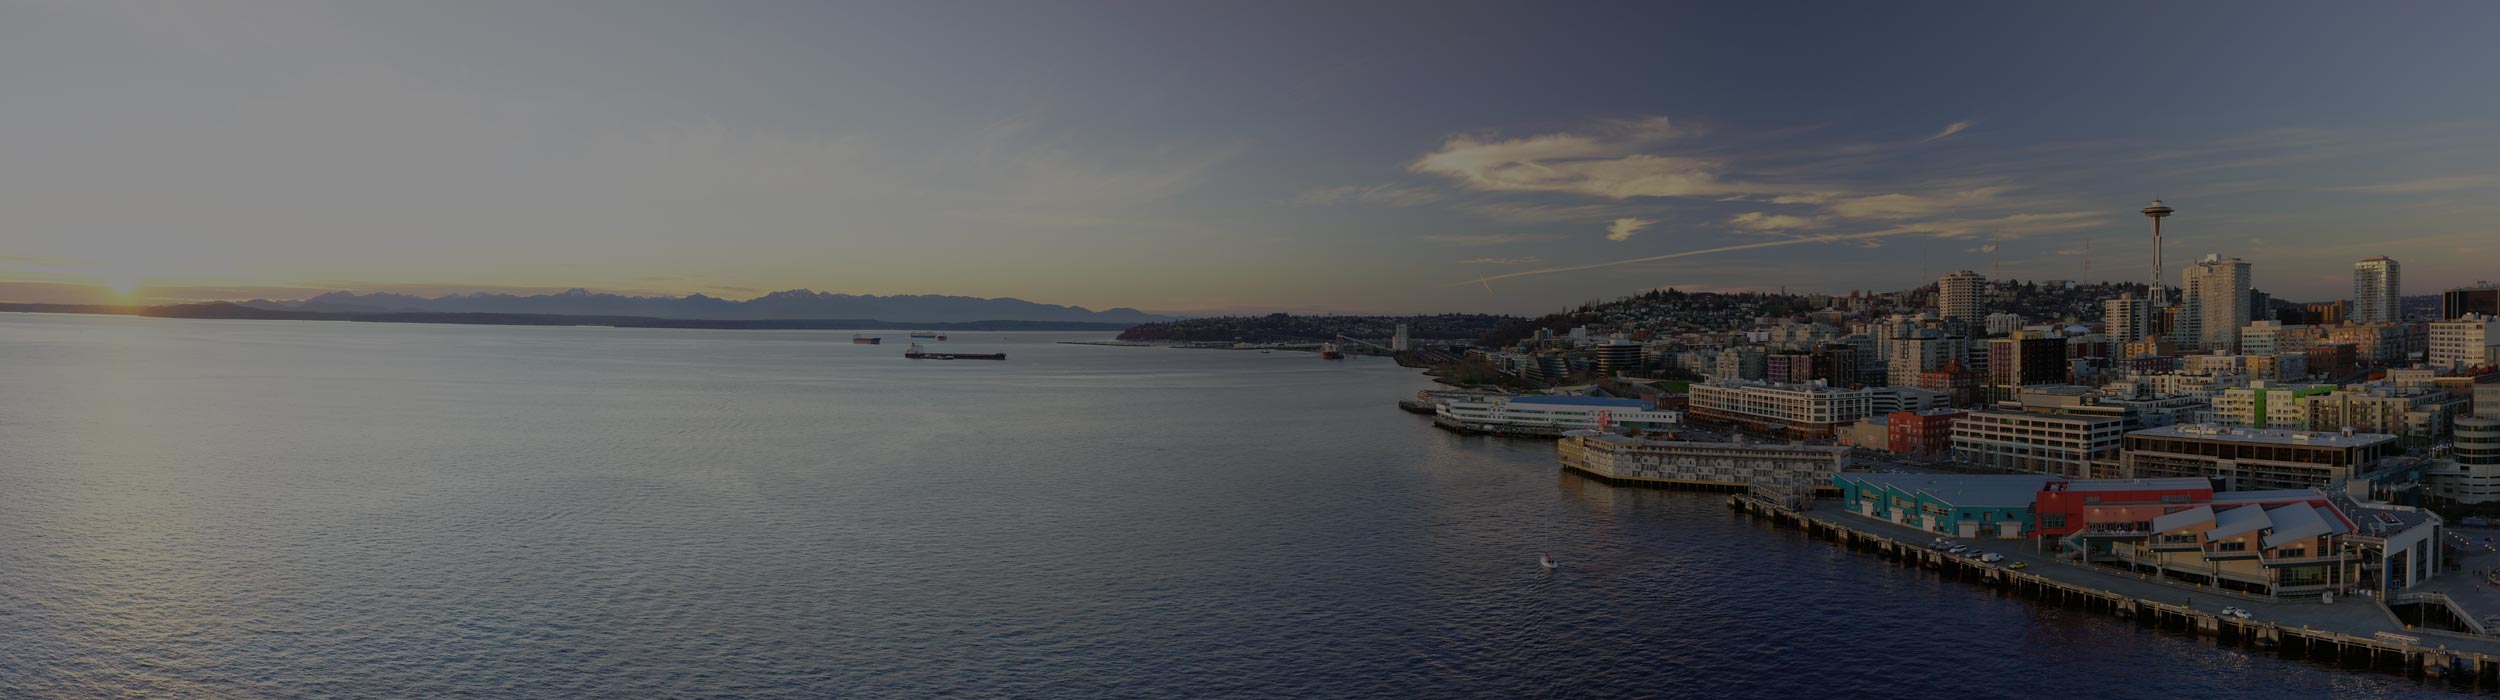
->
[2143,200,2174,307]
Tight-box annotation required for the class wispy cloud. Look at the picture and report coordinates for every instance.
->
[1966,244,1999,254]
[1727,212,1820,232]
[1286,183,1445,207]
[2332,175,2499,194]
[1458,256,1540,265]
[1923,118,1980,142]
[1605,218,1656,242]
[1417,233,1561,247]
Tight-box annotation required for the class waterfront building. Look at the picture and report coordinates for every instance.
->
[2211,382,2333,429]
[2445,283,2500,320]
[1938,270,1986,323]
[2080,488,2355,598]
[1885,409,1964,456]
[2428,314,2500,371]
[1558,431,1849,494]
[1687,380,1871,439]
[2120,423,2400,491]
[2179,254,2254,353]
[1434,395,1681,437]
[1950,409,2126,478]
[1833,473,2054,539]
[2353,256,2402,324]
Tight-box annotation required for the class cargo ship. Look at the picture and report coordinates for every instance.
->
[852,334,881,345]
[904,343,1003,360]
[909,331,947,340]
[1319,342,1345,360]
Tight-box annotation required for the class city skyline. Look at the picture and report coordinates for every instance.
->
[4,2,2498,315]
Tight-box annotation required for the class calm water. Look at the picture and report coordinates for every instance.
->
[0,314,2459,698]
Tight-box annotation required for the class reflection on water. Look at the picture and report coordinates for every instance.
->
[0,314,2460,698]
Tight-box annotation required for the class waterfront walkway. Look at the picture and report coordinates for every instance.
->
[1802,507,2500,657]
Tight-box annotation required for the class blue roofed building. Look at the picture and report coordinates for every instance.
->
[1832,473,2056,539]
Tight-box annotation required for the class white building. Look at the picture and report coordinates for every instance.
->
[1558,431,1851,494]
[2180,254,2253,353]
[1950,410,2127,478]
[1435,395,1680,436]
[1687,380,1872,439]
[2429,313,2500,371]
[2353,256,2402,325]
[2427,416,2500,503]
[1939,270,1986,323]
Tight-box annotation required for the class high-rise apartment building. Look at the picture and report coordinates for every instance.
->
[1938,270,1986,323]
[2104,292,2150,344]
[2353,256,2401,324]
[2180,254,2253,353]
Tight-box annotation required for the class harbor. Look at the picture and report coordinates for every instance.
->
[1728,493,2500,685]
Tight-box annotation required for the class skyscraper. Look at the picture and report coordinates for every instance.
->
[2104,292,2150,344]
[2353,257,2401,324]
[1938,270,1986,323]
[2181,254,2253,353]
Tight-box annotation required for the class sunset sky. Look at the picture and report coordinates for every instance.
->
[4,2,2496,315]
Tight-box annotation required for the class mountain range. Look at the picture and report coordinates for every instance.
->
[232,289,1174,324]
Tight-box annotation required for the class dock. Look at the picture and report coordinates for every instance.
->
[1727,493,2500,685]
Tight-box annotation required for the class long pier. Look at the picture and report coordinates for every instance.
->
[1727,494,2499,685]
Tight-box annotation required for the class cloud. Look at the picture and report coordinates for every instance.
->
[1966,244,1999,254]
[1287,183,1444,207]
[2332,175,2498,194]
[1458,256,1540,265]
[1408,118,1802,200]
[1923,119,1980,142]
[1727,212,1820,232]
[2055,248,2086,256]
[1417,233,1561,247]
[1606,218,1656,241]
[1451,201,1644,225]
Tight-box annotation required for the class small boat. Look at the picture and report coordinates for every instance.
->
[1319,342,1345,360]
[1539,552,1556,570]
[852,334,881,345]
[904,343,1005,361]
[909,331,946,340]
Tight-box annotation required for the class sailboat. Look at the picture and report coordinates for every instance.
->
[1539,552,1556,570]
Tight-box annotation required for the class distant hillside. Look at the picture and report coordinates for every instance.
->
[0,302,1136,331]
[1116,313,1515,343]
[233,288,1174,324]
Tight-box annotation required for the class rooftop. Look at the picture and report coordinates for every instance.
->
[2062,477,2213,492]
[1569,430,1852,454]
[1835,473,2056,509]
[1509,395,1653,409]
[2133,423,2398,448]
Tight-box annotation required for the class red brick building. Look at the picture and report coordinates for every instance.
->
[1884,409,1964,456]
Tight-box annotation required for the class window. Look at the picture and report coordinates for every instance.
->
[2217,541,2246,552]
[2040,514,2067,529]
[2278,547,2306,558]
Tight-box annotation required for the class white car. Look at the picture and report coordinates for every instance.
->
[1980,553,2004,563]
[1948,545,1968,554]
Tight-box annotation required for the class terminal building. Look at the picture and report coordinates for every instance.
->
[1558,431,1849,495]
[1434,395,1681,437]
[1949,409,2127,478]
[1832,473,2053,539]
[2120,423,2401,491]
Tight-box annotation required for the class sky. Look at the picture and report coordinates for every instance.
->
[2,1,2497,316]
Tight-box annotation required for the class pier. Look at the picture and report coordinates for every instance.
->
[1727,493,2500,685]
